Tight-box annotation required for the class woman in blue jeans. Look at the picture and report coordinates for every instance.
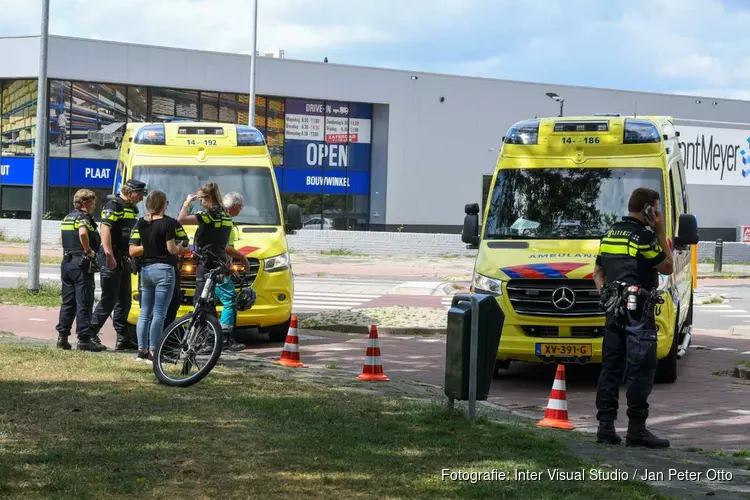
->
[129,190,189,362]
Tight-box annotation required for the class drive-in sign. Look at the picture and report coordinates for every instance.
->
[675,125,750,186]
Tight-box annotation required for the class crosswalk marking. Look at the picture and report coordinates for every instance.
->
[292,292,380,312]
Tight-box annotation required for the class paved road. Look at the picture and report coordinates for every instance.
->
[694,282,750,333]
[0,263,453,313]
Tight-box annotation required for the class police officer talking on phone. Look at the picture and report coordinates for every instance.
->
[592,187,674,449]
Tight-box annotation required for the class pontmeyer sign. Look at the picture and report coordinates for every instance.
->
[675,125,750,186]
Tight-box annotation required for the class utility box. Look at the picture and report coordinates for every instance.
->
[444,293,504,401]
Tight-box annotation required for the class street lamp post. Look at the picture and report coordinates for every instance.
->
[27,0,51,292]
[248,0,258,127]
[546,92,564,117]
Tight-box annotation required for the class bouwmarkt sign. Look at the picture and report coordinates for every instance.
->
[675,125,750,186]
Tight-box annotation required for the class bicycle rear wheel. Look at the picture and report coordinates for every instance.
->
[153,312,224,387]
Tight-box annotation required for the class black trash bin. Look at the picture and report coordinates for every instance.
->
[444,293,505,401]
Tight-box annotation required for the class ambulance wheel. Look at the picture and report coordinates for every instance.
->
[493,359,510,378]
[266,318,292,342]
[655,318,679,384]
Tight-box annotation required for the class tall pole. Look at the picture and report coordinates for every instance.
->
[27,0,50,292]
[248,0,258,127]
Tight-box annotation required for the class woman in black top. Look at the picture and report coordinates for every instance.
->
[129,190,188,362]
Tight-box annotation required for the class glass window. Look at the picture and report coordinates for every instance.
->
[218,92,239,124]
[149,87,199,122]
[128,86,148,122]
[49,80,71,158]
[46,186,71,219]
[69,81,127,160]
[483,167,665,240]
[1,79,38,158]
[1,185,32,211]
[200,92,219,121]
[266,97,284,167]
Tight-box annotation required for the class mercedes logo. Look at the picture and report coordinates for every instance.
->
[552,287,576,310]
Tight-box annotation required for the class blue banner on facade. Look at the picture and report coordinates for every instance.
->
[0,156,34,185]
[281,169,369,195]
[283,98,373,173]
[70,158,116,188]
[49,157,70,186]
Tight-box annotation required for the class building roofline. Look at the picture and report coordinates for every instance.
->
[2,34,749,105]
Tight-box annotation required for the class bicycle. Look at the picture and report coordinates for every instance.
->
[152,247,256,387]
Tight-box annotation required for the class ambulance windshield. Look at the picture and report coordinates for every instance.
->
[131,166,281,226]
[483,167,665,240]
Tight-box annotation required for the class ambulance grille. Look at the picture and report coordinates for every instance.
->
[180,258,260,290]
[506,279,604,317]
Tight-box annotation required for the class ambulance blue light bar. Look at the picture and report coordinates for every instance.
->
[623,119,662,144]
[134,124,166,145]
[236,125,266,146]
[503,119,539,145]
[553,121,609,132]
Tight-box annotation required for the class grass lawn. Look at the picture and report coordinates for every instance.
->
[0,254,61,265]
[0,282,62,307]
[0,344,667,500]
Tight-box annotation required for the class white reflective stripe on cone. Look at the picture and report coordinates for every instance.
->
[545,399,568,411]
[552,379,567,391]
[284,343,299,352]
[367,339,381,348]
[365,356,382,366]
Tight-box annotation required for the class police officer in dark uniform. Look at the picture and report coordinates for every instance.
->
[55,189,105,352]
[177,182,244,351]
[89,179,147,351]
[593,187,674,448]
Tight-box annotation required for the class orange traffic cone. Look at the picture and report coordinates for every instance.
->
[356,325,389,381]
[537,364,574,430]
[273,315,307,368]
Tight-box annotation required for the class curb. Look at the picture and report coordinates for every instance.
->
[698,274,750,279]
[300,323,446,336]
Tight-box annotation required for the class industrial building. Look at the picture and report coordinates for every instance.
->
[2,34,750,240]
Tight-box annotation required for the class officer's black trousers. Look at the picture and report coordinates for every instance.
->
[90,261,133,342]
[56,260,95,339]
[595,312,658,423]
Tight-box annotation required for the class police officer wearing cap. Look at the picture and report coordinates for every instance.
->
[55,189,105,352]
[592,187,674,449]
[89,178,147,351]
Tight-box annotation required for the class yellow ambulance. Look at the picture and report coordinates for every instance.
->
[461,114,700,383]
[114,122,303,342]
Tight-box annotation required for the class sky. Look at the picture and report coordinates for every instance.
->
[2,0,750,100]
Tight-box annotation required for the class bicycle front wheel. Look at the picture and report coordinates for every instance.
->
[153,312,224,387]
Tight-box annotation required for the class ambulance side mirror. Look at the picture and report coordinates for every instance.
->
[674,214,699,248]
[462,203,480,249]
[285,204,303,233]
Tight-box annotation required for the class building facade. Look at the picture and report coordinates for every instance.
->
[2,35,750,240]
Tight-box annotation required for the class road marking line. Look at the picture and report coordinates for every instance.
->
[700,309,747,314]
[696,304,733,308]
[294,292,381,299]
[741,351,750,355]
[729,410,750,416]
[28,318,46,322]
[711,347,738,351]
[720,314,750,318]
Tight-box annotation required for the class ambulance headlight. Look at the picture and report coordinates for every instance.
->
[472,272,503,296]
[264,252,290,272]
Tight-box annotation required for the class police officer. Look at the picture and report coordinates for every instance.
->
[55,189,104,352]
[177,182,244,351]
[592,187,674,448]
[89,179,147,351]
